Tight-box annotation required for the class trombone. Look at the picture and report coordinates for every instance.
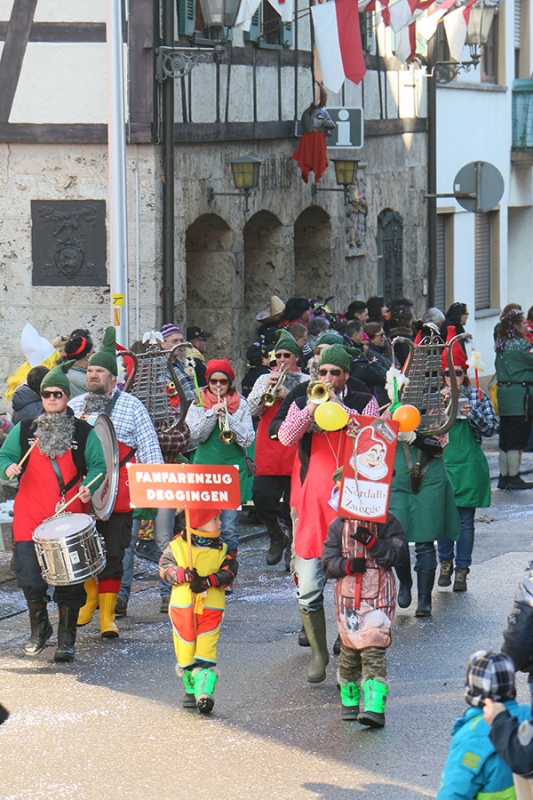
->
[217,390,237,445]
[261,368,287,408]
[306,381,331,404]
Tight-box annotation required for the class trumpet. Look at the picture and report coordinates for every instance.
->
[217,391,237,445]
[261,368,287,408]
[306,381,331,405]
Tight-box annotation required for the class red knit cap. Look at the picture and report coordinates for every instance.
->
[188,507,220,532]
[205,358,235,383]
[441,325,468,372]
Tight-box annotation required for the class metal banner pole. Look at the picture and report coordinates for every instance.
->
[106,0,129,346]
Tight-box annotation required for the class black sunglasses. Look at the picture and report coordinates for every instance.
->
[41,390,65,399]
[443,369,464,377]
[275,352,293,359]
[318,368,342,377]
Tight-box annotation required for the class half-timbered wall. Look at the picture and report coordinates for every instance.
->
[0,0,428,395]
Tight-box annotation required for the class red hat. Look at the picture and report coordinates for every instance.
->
[441,325,468,372]
[188,507,220,531]
[205,358,235,383]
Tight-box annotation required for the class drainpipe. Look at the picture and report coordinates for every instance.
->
[427,38,437,309]
[162,0,175,323]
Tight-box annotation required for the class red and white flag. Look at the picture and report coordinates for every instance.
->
[394,22,416,61]
[311,0,366,93]
[389,0,423,32]
[417,0,456,41]
[443,0,477,61]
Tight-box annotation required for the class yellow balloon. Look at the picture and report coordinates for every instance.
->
[392,404,421,432]
[314,402,349,431]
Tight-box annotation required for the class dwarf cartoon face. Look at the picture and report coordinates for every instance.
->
[351,428,389,481]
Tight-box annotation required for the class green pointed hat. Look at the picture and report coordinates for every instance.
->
[318,344,357,372]
[88,326,117,375]
[274,328,300,357]
[40,360,75,398]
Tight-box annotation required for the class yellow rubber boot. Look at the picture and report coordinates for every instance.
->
[99,592,119,639]
[77,577,99,627]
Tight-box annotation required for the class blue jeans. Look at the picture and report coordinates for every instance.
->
[437,507,476,571]
[119,508,176,601]
[294,555,327,613]
[220,509,240,554]
[414,541,437,572]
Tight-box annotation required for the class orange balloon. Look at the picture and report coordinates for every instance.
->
[392,404,421,432]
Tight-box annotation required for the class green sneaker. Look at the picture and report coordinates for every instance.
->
[358,678,388,728]
[192,667,218,714]
[339,681,360,721]
[182,671,196,709]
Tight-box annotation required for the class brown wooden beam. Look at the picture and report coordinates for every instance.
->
[0,0,39,122]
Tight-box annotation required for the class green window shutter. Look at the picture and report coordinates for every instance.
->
[244,7,261,42]
[281,21,292,47]
[178,0,196,37]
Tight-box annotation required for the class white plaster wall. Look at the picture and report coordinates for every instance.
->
[34,0,106,23]
[508,206,533,305]
[10,43,109,124]
[0,1,13,20]
[226,65,255,122]
[256,66,279,121]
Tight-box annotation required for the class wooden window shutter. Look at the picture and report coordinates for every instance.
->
[475,213,491,310]
[435,215,446,311]
[178,0,196,37]
[244,6,261,42]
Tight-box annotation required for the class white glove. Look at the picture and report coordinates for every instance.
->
[398,430,417,444]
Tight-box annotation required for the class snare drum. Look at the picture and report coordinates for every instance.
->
[32,513,106,586]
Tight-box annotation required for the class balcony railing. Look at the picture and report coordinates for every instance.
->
[512,79,533,163]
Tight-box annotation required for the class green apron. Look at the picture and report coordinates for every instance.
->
[443,420,491,508]
[193,425,249,503]
[388,444,460,543]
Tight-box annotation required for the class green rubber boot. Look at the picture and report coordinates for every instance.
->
[299,607,329,683]
[339,681,360,721]
[182,670,196,709]
[358,678,388,728]
[192,667,218,714]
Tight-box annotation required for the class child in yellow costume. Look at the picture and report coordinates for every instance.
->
[159,507,238,714]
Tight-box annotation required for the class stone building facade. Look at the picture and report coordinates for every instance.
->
[0,0,428,397]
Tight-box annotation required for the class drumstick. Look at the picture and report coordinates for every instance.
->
[52,472,103,517]
[9,438,39,479]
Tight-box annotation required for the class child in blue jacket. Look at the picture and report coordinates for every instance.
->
[436,650,531,799]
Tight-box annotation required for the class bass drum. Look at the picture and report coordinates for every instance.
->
[88,413,119,521]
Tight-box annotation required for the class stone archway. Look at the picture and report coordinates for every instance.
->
[294,206,333,302]
[243,210,292,347]
[185,213,239,360]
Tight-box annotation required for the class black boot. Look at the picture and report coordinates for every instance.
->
[395,558,413,609]
[415,570,436,617]
[54,607,79,662]
[284,528,293,573]
[266,526,288,566]
[24,595,53,656]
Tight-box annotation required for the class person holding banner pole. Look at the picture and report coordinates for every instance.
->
[159,507,238,714]
[185,359,255,559]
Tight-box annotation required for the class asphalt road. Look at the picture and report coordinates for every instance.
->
[1,442,533,799]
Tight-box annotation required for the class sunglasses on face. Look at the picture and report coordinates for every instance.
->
[275,352,293,359]
[443,370,464,377]
[209,378,229,386]
[41,390,65,399]
[318,368,342,377]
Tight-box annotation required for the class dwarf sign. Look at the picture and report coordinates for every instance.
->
[127,463,241,509]
[338,417,398,522]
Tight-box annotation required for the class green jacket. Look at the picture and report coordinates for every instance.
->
[495,339,533,416]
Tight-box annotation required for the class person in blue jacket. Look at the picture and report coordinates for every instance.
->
[436,650,531,799]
